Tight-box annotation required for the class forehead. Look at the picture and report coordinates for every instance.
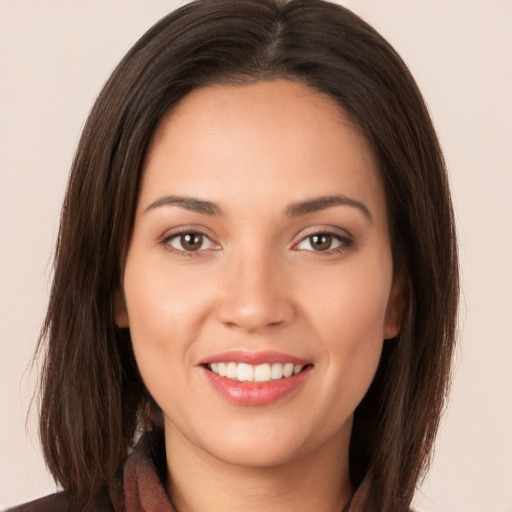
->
[140,80,386,221]
[147,79,362,164]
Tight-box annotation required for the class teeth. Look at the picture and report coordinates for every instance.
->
[254,363,271,382]
[226,362,237,379]
[237,363,254,382]
[283,363,294,377]
[271,363,283,380]
[208,362,305,382]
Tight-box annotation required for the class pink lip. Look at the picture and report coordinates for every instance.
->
[200,350,309,366]
[199,350,312,406]
[201,366,312,407]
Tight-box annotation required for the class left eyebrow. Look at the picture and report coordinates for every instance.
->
[285,195,372,221]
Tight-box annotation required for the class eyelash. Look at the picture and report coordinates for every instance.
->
[159,229,352,257]
[294,231,352,254]
[160,229,219,257]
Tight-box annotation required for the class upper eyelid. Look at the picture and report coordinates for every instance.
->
[160,227,219,249]
[292,225,353,243]
[293,231,350,249]
[161,225,216,241]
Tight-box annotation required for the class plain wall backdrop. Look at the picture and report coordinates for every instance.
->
[1,1,511,510]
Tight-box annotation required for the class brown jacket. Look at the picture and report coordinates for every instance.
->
[7,431,370,512]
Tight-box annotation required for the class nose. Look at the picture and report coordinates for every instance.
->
[216,249,295,333]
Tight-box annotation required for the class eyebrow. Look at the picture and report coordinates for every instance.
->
[144,195,223,216]
[144,193,372,221]
[285,195,372,221]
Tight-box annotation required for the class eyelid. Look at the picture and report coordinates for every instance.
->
[159,225,352,256]
[160,226,221,255]
[292,226,353,253]
[292,225,352,241]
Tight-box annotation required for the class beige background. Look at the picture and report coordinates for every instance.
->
[1,1,511,510]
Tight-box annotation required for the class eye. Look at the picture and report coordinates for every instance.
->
[295,232,348,252]
[164,231,217,253]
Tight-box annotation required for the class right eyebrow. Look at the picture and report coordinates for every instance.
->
[144,195,223,216]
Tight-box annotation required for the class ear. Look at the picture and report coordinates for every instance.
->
[384,274,405,340]
[114,289,130,328]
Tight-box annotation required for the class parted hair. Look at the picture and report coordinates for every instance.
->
[36,1,459,511]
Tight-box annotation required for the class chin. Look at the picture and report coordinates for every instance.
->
[186,412,350,470]
[207,437,307,469]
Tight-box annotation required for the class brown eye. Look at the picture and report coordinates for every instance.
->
[295,232,347,253]
[179,233,203,251]
[180,233,203,251]
[166,231,217,253]
[309,234,333,251]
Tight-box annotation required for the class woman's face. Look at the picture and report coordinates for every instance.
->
[117,80,402,469]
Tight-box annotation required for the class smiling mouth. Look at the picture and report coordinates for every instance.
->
[206,362,310,383]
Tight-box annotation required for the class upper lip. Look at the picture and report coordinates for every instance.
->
[200,350,310,366]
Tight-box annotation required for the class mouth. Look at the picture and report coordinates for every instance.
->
[200,351,313,406]
[205,361,310,383]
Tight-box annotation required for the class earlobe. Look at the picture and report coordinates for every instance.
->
[384,275,405,340]
[114,289,130,328]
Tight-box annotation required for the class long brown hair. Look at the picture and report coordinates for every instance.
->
[37,1,459,510]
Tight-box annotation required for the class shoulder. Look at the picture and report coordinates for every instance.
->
[6,492,113,512]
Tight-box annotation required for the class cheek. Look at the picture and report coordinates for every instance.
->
[322,294,385,391]
[308,258,392,344]
[124,253,212,334]
[303,256,392,395]
[122,258,198,374]
[122,262,202,415]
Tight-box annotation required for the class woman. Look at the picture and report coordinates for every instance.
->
[9,0,458,511]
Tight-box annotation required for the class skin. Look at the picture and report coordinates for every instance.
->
[116,80,403,512]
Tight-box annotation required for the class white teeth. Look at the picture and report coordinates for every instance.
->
[237,363,254,382]
[271,363,283,380]
[254,363,271,382]
[208,361,305,382]
[283,363,294,378]
[226,362,237,379]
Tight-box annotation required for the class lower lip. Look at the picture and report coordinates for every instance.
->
[203,367,311,406]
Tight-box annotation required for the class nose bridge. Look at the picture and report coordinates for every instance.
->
[217,241,294,332]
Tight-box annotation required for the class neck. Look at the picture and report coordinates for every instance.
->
[164,424,353,512]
